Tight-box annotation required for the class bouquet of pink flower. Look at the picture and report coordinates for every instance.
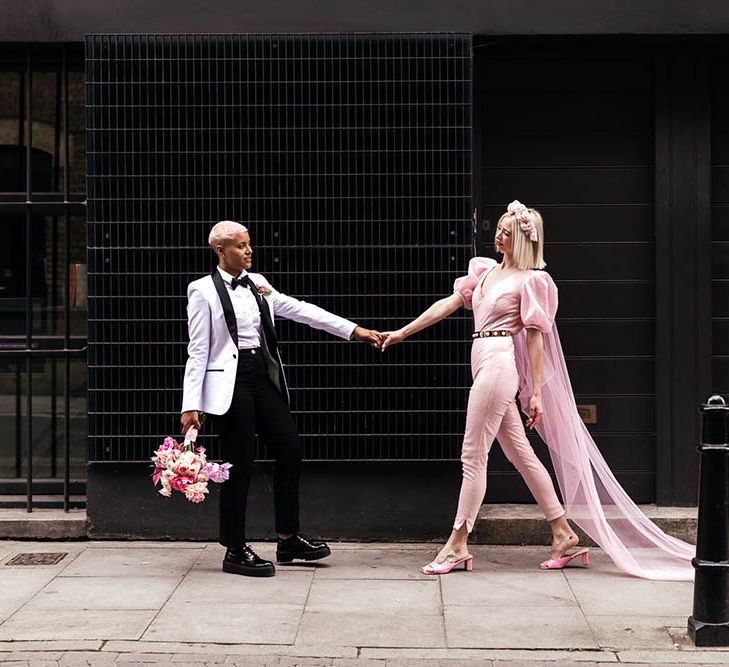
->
[151,424,232,504]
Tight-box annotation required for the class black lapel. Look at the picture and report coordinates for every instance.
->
[243,277,279,350]
[211,270,238,348]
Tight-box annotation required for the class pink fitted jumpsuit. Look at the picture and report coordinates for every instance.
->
[452,257,565,532]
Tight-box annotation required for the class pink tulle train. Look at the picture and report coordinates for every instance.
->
[513,325,695,581]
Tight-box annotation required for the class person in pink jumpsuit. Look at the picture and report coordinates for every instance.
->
[382,200,583,574]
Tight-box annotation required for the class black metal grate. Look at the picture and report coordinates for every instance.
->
[86,33,472,463]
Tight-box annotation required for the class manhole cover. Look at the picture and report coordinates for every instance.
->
[6,552,67,566]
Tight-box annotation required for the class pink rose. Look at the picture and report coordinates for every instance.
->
[161,436,177,450]
[172,451,203,478]
[183,482,209,503]
[158,470,175,497]
[170,476,191,492]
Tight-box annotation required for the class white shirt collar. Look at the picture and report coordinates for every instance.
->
[217,266,248,285]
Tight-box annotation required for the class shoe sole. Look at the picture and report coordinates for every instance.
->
[276,546,332,563]
[222,561,276,577]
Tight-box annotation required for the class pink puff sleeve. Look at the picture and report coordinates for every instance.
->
[520,271,558,333]
[453,257,497,310]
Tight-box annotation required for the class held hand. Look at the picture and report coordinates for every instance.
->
[352,326,383,349]
[526,395,544,430]
[381,329,406,352]
[180,410,202,436]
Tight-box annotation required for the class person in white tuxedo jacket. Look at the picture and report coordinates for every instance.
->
[181,220,382,577]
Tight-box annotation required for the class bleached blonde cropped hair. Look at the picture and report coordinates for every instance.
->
[497,200,546,270]
[208,220,248,249]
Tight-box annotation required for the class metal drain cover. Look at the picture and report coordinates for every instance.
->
[6,552,67,566]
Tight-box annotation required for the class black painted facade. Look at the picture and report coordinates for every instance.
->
[2,1,726,537]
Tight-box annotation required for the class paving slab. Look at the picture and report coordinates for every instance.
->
[0,642,103,652]
[296,610,446,648]
[444,605,598,649]
[359,648,618,662]
[0,609,157,640]
[85,542,206,550]
[441,570,577,608]
[143,603,302,644]
[585,615,684,649]
[306,579,440,615]
[59,651,120,665]
[0,651,65,661]
[103,641,357,658]
[464,545,557,573]
[566,573,693,617]
[116,653,176,665]
[276,659,335,666]
[59,548,201,578]
[617,649,729,663]
[168,654,227,663]
[167,570,313,607]
[21,576,182,610]
[309,547,436,580]
[0,570,61,620]
[440,545,617,577]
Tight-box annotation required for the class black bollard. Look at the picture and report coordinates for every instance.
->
[688,394,729,646]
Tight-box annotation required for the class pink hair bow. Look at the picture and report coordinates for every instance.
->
[507,200,538,242]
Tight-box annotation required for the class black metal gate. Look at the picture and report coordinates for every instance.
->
[0,44,87,511]
[85,34,473,465]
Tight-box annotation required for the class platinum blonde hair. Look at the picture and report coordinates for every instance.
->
[208,220,248,249]
[497,207,546,270]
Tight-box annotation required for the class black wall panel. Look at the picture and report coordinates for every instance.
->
[473,46,656,502]
[86,33,472,463]
[712,57,729,394]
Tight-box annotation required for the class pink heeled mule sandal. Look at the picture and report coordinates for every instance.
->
[421,553,474,575]
[540,548,589,570]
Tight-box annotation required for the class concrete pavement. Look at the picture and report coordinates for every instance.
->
[0,541,726,666]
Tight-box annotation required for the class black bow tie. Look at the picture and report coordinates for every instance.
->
[230,275,248,290]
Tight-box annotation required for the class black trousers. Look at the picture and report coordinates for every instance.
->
[213,348,301,547]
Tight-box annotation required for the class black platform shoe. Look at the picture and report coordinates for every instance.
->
[222,545,275,577]
[276,534,331,563]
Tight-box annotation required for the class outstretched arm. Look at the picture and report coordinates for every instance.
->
[270,289,382,347]
[525,328,544,429]
[381,292,463,351]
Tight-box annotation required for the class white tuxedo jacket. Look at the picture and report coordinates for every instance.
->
[181,271,357,415]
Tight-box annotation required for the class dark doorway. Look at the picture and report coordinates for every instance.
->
[0,146,51,310]
[473,43,656,502]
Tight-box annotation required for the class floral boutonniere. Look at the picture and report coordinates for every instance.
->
[255,284,273,298]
